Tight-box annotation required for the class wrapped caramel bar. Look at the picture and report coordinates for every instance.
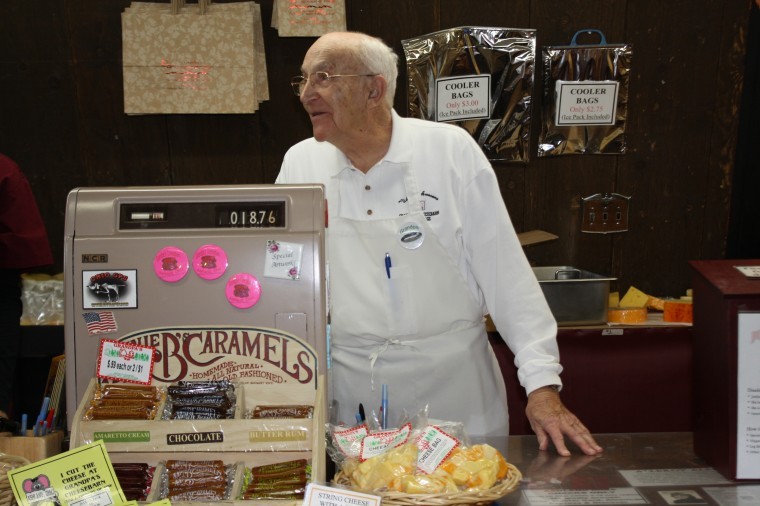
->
[84,383,163,420]
[250,404,313,419]
[113,462,154,501]
[239,459,310,500]
[164,379,235,420]
[161,459,234,501]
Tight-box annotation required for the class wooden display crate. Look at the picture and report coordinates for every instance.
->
[69,376,326,506]
[71,379,322,454]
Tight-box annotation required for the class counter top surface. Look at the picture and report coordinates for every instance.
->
[470,432,760,505]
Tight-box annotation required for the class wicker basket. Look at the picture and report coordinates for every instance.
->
[0,454,30,506]
[334,462,521,506]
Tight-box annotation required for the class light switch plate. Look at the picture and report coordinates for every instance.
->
[581,193,630,233]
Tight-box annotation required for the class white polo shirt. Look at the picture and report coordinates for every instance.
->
[278,110,561,394]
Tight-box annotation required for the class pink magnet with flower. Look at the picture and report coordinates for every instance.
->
[193,244,228,280]
[154,246,189,282]
[225,272,262,309]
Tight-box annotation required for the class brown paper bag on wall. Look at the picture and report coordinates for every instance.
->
[272,0,346,37]
[122,1,267,114]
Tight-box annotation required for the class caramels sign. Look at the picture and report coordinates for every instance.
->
[118,326,317,386]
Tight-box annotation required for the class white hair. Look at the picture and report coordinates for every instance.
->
[354,34,399,107]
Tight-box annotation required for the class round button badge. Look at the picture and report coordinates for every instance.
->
[397,222,424,249]
[193,244,228,280]
[225,273,262,309]
[153,246,190,282]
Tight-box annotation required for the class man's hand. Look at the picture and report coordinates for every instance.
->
[526,386,603,457]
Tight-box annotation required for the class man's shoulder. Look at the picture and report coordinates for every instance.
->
[399,115,473,140]
[279,138,341,184]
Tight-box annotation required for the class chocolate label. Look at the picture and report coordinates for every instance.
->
[167,431,224,445]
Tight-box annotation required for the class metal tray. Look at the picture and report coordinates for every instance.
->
[533,266,616,326]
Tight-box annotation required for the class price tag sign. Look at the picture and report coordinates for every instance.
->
[96,339,155,384]
[555,80,619,126]
[735,265,760,279]
[435,75,491,122]
[303,483,381,506]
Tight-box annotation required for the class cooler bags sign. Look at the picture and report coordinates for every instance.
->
[118,326,317,385]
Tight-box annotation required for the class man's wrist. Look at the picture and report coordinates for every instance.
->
[531,384,561,395]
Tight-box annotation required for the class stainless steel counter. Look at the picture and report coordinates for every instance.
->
[478,432,760,506]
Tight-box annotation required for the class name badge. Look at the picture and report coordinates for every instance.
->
[397,222,424,249]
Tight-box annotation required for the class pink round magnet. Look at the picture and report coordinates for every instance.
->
[193,244,228,280]
[225,273,261,309]
[154,246,189,282]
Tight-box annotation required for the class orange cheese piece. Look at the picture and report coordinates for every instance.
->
[607,307,648,324]
[663,300,693,323]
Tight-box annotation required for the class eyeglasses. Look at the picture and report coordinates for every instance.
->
[290,71,378,96]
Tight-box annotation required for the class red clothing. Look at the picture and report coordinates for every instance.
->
[0,153,53,269]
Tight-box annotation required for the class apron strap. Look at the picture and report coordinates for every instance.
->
[368,338,419,390]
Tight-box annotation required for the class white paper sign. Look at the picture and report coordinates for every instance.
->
[435,75,491,122]
[619,468,730,487]
[264,240,303,280]
[735,265,760,279]
[737,312,760,479]
[555,80,619,126]
[705,484,760,506]
[302,483,381,506]
[523,487,646,505]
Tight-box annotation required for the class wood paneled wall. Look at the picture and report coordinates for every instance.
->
[0,0,751,298]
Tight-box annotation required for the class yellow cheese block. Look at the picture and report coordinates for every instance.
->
[620,286,649,308]
[647,295,665,311]
[608,291,620,307]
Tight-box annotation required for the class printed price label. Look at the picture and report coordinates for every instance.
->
[555,80,619,126]
[359,423,412,461]
[96,339,155,384]
[435,75,491,122]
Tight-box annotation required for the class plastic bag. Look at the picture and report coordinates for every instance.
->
[20,273,64,325]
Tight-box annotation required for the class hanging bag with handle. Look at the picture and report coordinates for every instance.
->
[538,29,633,157]
[402,26,536,163]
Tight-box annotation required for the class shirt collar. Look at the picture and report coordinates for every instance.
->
[383,109,414,165]
[329,109,412,177]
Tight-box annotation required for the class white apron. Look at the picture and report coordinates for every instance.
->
[327,162,509,438]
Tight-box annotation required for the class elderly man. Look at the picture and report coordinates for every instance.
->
[276,31,601,456]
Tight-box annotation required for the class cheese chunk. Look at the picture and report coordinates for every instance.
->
[620,286,650,308]
[608,307,648,324]
[608,291,620,307]
[647,295,666,311]
[663,300,692,323]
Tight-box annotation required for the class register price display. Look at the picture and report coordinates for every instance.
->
[120,201,286,229]
[216,202,286,228]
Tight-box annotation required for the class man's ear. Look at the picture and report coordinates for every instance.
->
[367,75,387,103]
